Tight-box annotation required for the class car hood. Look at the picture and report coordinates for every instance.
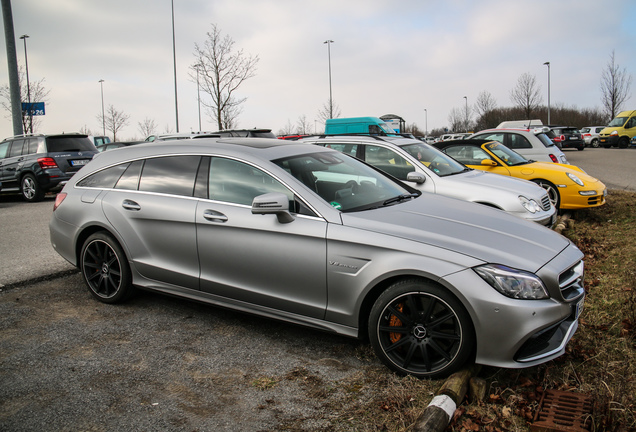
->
[520,162,603,184]
[340,194,570,273]
[443,169,545,199]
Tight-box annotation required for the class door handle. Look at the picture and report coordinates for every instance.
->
[122,199,141,211]
[203,209,228,223]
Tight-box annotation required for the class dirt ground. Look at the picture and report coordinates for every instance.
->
[0,273,439,431]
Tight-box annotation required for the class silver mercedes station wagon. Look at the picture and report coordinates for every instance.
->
[49,138,585,378]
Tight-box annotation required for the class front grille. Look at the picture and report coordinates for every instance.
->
[559,261,585,301]
[587,195,603,205]
[541,194,552,210]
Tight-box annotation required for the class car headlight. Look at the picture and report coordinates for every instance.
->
[474,264,549,300]
[566,172,584,186]
[519,196,541,213]
[610,130,618,136]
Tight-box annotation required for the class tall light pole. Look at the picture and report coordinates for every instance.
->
[195,65,202,131]
[171,0,179,132]
[543,61,550,125]
[98,79,105,136]
[424,109,428,138]
[324,40,334,119]
[463,96,468,133]
[19,34,31,133]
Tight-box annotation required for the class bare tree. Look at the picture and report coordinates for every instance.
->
[510,73,543,119]
[474,91,497,118]
[138,117,157,138]
[447,107,465,132]
[296,115,312,135]
[317,100,341,124]
[192,24,259,130]
[97,105,129,142]
[600,50,632,120]
[0,66,50,134]
[277,119,295,136]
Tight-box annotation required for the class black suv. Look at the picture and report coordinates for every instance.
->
[0,133,98,202]
[547,126,585,151]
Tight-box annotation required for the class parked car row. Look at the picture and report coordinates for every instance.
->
[3,119,610,381]
[50,137,586,379]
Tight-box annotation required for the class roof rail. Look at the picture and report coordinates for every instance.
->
[303,133,394,142]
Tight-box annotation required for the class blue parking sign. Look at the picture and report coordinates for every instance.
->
[22,102,45,116]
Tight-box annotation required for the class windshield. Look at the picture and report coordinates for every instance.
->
[607,116,628,128]
[400,142,468,176]
[274,151,418,212]
[485,142,529,166]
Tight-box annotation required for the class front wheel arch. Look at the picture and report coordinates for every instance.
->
[367,278,476,378]
[532,179,561,209]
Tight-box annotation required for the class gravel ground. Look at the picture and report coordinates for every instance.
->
[0,273,394,432]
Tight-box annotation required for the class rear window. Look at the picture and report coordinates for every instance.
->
[536,133,556,147]
[46,136,96,152]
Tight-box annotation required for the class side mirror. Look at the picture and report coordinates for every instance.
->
[252,192,295,224]
[480,159,497,167]
[406,171,426,184]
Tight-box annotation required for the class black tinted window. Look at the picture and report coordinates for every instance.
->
[508,134,532,149]
[139,156,200,197]
[115,160,143,190]
[25,138,38,154]
[77,163,130,188]
[0,142,8,158]
[8,139,25,157]
[46,136,96,152]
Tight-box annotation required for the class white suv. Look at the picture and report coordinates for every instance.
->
[580,126,605,148]
[470,128,568,164]
[300,134,556,226]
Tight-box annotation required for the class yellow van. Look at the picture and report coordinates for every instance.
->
[599,110,636,148]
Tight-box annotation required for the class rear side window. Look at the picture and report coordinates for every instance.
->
[508,134,532,149]
[77,163,130,188]
[8,139,25,157]
[45,136,96,152]
[139,155,201,197]
[536,133,556,147]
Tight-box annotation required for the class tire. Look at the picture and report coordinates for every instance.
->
[368,279,474,379]
[21,173,45,202]
[80,232,133,303]
[532,179,561,210]
[618,137,629,149]
[591,139,599,148]
[577,145,585,151]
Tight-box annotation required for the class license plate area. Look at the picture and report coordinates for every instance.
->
[70,159,90,166]
[574,298,584,320]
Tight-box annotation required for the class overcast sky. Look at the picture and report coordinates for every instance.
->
[1,0,635,140]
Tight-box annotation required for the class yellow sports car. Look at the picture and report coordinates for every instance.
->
[433,140,606,210]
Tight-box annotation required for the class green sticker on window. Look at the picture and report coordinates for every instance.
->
[330,201,342,210]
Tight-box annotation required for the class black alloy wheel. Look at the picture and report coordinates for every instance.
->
[80,232,133,303]
[369,279,474,378]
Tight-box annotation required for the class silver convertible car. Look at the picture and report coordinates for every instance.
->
[49,139,585,378]
[300,135,556,226]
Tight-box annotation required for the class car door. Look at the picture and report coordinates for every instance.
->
[100,156,202,290]
[0,139,26,190]
[196,156,328,319]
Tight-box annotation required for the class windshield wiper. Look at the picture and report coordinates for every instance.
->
[383,193,419,206]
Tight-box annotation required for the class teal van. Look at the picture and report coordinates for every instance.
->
[325,117,397,135]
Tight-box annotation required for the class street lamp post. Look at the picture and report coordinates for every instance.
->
[543,61,550,125]
[463,96,468,133]
[323,40,334,119]
[171,0,179,132]
[19,34,32,133]
[424,109,428,138]
[195,64,202,131]
[98,80,106,136]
